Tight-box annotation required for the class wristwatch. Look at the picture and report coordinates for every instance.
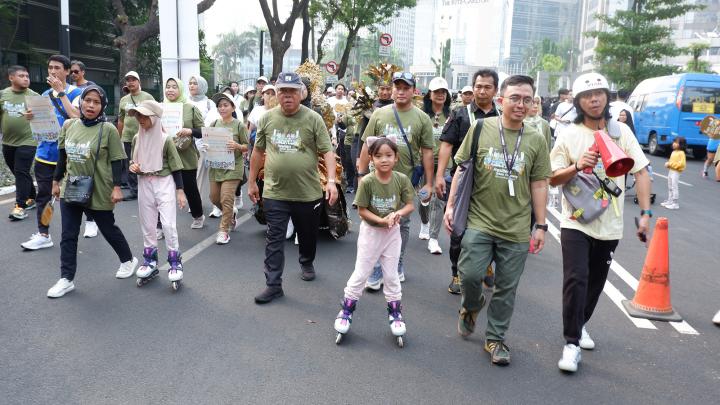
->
[640,209,653,217]
[57,91,66,98]
[535,223,548,231]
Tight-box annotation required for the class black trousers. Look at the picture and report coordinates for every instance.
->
[342,144,355,189]
[560,228,619,345]
[59,200,132,281]
[181,169,203,218]
[263,198,322,287]
[34,161,55,234]
[2,145,36,206]
[449,233,462,277]
[122,142,138,194]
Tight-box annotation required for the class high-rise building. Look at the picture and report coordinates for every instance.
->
[376,7,416,69]
[578,0,631,73]
[666,0,720,72]
[502,0,580,75]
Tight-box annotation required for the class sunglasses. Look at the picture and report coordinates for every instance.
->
[392,72,414,81]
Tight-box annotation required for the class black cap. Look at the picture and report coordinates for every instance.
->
[275,72,303,90]
[392,71,416,87]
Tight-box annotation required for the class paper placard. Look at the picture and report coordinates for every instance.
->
[202,127,235,170]
[161,103,184,137]
[25,96,61,142]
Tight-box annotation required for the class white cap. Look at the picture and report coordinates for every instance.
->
[262,85,276,94]
[428,77,449,92]
[461,85,473,94]
[244,85,256,96]
[257,76,269,84]
[326,86,335,94]
[572,73,609,97]
[124,71,140,80]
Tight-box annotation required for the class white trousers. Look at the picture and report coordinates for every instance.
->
[138,175,178,251]
[344,221,402,302]
[667,169,680,203]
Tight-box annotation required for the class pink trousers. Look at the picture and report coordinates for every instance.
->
[138,175,178,251]
[344,221,402,302]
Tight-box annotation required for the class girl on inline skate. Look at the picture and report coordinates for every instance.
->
[128,100,187,290]
[334,137,414,346]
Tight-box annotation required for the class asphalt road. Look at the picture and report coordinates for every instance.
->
[0,152,718,404]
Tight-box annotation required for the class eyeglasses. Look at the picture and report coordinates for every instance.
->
[392,72,414,81]
[70,70,81,74]
[505,95,534,106]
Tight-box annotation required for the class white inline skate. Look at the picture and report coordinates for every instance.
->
[167,250,183,291]
[387,300,406,347]
[334,298,357,344]
[136,247,159,287]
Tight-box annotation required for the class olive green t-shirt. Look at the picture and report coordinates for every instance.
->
[454,117,552,243]
[118,91,155,143]
[255,105,333,202]
[353,171,414,227]
[0,87,39,147]
[361,104,435,177]
[430,111,447,159]
[172,103,203,170]
[59,120,127,211]
[130,134,183,177]
[209,118,249,182]
[343,114,357,147]
[524,116,552,150]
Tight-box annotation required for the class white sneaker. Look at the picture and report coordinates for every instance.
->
[286,219,295,240]
[660,200,670,207]
[191,214,206,229]
[116,257,138,279]
[579,326,595,350]
[47,278,75,298]
[216,231,230,245]
[428,238,442,254]
[418,223,430,240]
[156,228,164,240]
[558,344,581,372]
[21,233,53,250]
[83,220,98,238]
[713,310,720,325]
[665,203,679,210]
[209,206,222,218]
[234,195,244,209]
[168,269,183,282]
[294,234,299,245]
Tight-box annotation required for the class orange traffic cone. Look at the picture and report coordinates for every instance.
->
[622,218,682,322]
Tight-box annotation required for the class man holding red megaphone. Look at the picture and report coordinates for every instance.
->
[548,72,652,373]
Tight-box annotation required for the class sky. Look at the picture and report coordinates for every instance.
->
[201,0,303,51]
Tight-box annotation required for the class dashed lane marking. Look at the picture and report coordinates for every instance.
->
[652,172,693,187]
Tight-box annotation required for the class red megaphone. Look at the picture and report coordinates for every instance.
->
[583,130,635,177]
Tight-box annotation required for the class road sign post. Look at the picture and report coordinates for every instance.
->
[379,33,393,57]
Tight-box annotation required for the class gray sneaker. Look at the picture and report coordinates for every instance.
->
[484,340,511,365]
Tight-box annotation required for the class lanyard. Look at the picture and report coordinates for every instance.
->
[497,117,523,178]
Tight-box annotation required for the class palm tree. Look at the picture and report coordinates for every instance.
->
[213,30,258,83]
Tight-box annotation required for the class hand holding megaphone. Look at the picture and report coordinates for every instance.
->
[581,144,601,174]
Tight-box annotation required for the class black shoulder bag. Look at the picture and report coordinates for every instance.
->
[392,106,424,187]
[450,119,484,239]
[65,123,104,207]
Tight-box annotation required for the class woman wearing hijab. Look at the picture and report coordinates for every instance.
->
[47,86,138,298]
[525,95,552,148]
[163,77,206,232]
[187,75,216,213]
[129,100,187,288]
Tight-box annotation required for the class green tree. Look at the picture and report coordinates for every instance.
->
[310,0,335,64]
[311,0,415,79]
[259,0,310,79]
[524,38,577,76]
[686,42,713,73]
[212,30,258,83]
[540,54,564,92]
[586,0,704,89]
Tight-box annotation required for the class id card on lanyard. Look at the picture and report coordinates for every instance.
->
[497,117,523,197]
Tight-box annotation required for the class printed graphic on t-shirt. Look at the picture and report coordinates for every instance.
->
[270,129,301,153]
[483,147,526,180]
[371,194,397,216]
[2,101,25,118]
[432,124,442,142]
[382,124,412,146]
[65,140,92,163]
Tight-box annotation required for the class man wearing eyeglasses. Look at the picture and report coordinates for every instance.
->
[358,71,435,288]
[435,69,500,295]
[444,75,551,366]
[70,61,95,89]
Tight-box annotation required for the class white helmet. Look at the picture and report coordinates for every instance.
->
[572,73,609,97]
[428,77,449,92]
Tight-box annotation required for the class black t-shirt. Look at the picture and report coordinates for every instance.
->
[439,102,499,157]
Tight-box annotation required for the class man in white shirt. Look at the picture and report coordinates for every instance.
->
[552,94,576,138]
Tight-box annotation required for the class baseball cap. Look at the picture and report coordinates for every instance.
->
[275,72,303,90]
[428,77,449,92]
[244,86,256,96]
[128,100,163,118]
[125,71,140,81]
[212,92,235,108]
[392,71,416,87]
[262,85,277,94]
[256,76,269,84]
[461,85,473,94]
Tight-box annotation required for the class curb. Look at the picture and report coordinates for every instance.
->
[0,185,15,196]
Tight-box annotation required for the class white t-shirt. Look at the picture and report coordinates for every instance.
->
[247,105,269,127]
[550,122,649,240]
[327,96,350,117]
[552,101,576,137]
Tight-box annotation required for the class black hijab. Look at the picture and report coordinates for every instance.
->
[79,85,108,127]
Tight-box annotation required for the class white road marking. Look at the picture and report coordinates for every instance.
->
[158,213,252,271]
[652,172,693,187]
[0,197,15,205]
[546,204,699,335]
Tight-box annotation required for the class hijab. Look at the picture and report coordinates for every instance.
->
[163,77,187,104]
[132,115,166,173]
[79,85,108,127]
[189,75,209,102]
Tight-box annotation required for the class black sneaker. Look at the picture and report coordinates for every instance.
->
[448,276,461,295]
[301,266,316,281]
[254,286,284,304]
